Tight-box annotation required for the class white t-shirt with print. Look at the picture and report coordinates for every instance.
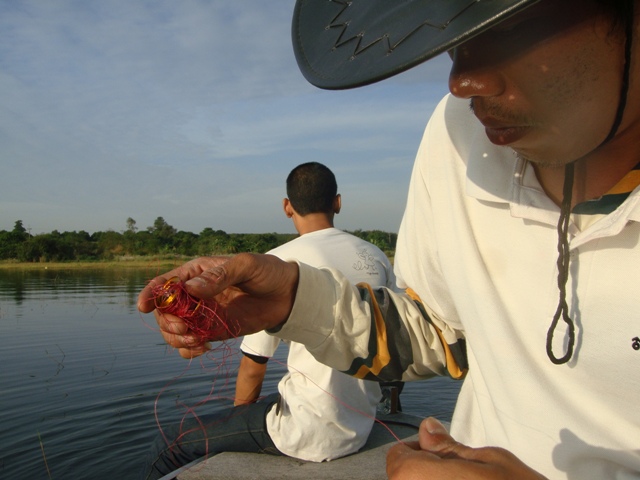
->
[241,227,395,462]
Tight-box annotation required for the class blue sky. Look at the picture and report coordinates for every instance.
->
[0,0,451,235]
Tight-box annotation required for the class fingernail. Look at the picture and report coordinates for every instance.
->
[185,277,207,288]
[206,266,226,282]
[424,417,448,435]
[183,335,200,347]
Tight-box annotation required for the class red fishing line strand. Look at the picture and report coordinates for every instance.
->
[149,276,243,470]
[147,276,409,477]
[151,278,407,443]
[152,276,240,342]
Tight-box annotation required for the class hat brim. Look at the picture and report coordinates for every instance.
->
[292,0,540,90]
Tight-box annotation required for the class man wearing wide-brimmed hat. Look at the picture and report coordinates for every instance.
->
[140,1,640,478]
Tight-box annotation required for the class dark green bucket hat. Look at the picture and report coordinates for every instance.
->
[292,0,540,89]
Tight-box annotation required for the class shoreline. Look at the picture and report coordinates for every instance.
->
[0,257,194,270]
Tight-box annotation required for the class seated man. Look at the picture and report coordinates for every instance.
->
[140,162,396,479]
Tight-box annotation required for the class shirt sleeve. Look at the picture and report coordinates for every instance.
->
[241,329,282,358]
[275,262,468,382]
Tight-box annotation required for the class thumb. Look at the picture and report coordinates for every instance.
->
[182,253,267,301]
[418,417,461,454]
[184,263,232,301]
[184,253,299,333]
[184,253,297,300]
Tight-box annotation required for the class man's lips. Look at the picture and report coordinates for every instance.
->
[479,117,530,146]
[484,126,530,146]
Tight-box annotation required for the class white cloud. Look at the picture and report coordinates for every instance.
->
[0,0,451,235]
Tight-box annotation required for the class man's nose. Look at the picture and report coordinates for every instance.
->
[448,45,506,99]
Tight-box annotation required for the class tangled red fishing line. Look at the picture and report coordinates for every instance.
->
[151,276,240,342]
[147,276,407,476]
[149,276,243,464]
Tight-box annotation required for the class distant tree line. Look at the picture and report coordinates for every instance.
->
[0,218,397,263]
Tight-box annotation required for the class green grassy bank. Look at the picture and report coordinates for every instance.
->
[0,256,193,270]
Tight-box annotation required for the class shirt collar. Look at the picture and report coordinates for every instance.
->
[466,148,640,225]
[573,162,640,214]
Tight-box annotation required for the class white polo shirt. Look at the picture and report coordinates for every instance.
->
[277,95,640,479]
[241,227,396,462]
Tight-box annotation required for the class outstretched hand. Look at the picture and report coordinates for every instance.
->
[386,418,547,480]
[137,253,299,358]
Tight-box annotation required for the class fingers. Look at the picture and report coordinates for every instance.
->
[138,253,299,354]
[154,310,212,358]
[137,257,230,312]
[406,417,549,480]
[155,310,196,343]
[175,345,212,359]
[418,417,506,462]
[418,417,456,452]
[185,253,300,331]
[183,253,293,298]
[386,420,457,479]
[182,264,231,301]
[417,417,482,462]
[154,307,191,337]
[386,442,438,480]
[137,273,173,313]
[386,441,421,464]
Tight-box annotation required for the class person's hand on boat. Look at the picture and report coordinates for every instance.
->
[386,417,547,480]
[137,253,299,358]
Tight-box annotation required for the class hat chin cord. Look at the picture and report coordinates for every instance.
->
[546,1,634,365]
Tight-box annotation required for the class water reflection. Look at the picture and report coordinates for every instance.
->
[0,267,460,480]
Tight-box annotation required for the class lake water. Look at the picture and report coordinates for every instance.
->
[0,267,462,480]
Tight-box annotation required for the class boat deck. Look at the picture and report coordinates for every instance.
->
[174,412,428,480]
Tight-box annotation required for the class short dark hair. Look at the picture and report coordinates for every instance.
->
[286,162,338,216]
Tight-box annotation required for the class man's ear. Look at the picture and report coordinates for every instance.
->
[283,198,294,218]
[333,194,342,214]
